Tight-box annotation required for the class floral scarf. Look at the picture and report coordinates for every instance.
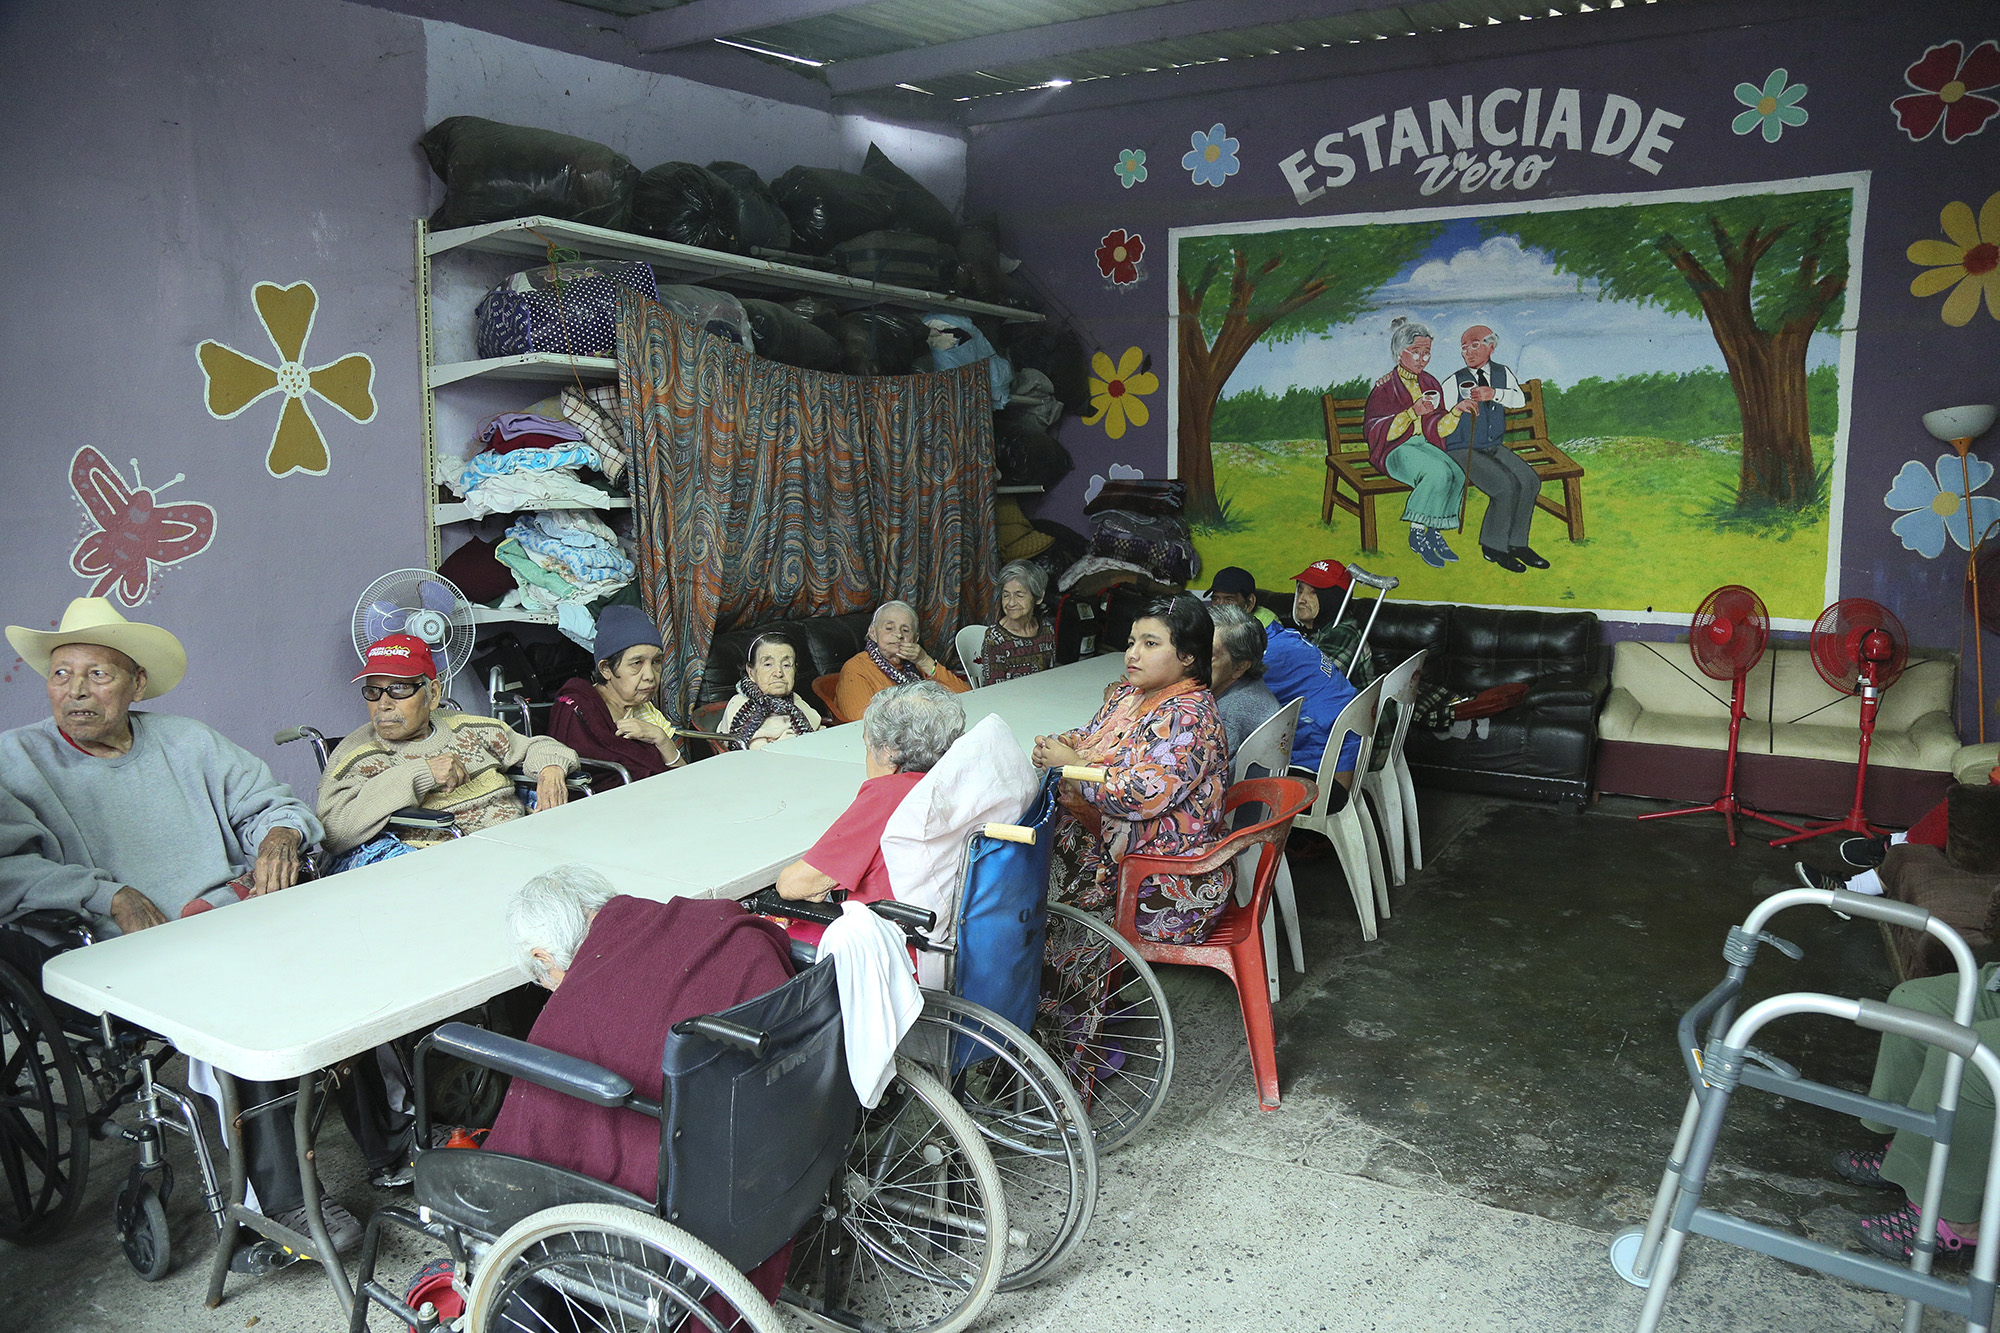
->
[1056,677,1205,828]
[866,639,925,686]
[730,678,816,749]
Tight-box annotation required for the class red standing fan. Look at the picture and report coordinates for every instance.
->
[1769,598,1909,847]
[1641,584,1803,845]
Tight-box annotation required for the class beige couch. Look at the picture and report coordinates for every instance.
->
[1594,640,1960,826]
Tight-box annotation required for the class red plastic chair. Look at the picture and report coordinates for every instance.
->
[1111,776,1317,1111]
[812,672,850,724]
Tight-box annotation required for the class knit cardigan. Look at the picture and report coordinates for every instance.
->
[317,712,575,854]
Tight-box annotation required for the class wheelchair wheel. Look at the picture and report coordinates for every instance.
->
[464,1202,785,1333]
[0,958,90,1245]
[427,1052,509,1129]
[903,992,1097,1290]
[786,1058,1008,1333]
[1035,904,1176,1154]
[116,1177,171,1281]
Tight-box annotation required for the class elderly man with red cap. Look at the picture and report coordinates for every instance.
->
[316,633,577,869]
[1260,561,1363,774]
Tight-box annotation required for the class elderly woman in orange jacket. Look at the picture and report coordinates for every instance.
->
[833,600,970,722]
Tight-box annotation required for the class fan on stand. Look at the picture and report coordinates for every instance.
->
[351,570,476,701]
[1769,598,1909,848]
[1639,584,1804,846]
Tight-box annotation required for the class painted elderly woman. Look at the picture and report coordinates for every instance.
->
[721,632,822,750]
[979,560,1056,685]
[833,600,970,723]
[1032,596,1232,945]
[1363,316,1474,569]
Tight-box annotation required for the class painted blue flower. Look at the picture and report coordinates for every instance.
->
[1116,148,1148,189]
[1181,123,1240,188]
[1732,69,1809,142]
[1886,453,2000,558]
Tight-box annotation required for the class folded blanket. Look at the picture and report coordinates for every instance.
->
[507,513,634,584]
[455,471,613,519]
[479,411,586,447]
[456,444,604,493]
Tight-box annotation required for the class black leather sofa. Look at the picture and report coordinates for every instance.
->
[697,611,874,707]
[1335,601,1610,809]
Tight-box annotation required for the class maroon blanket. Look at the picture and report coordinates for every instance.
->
[549,676,671,786]
[484,895,796,1292]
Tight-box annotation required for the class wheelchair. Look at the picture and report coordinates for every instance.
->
[0,911,231,1281]
[346,906,1009,1333]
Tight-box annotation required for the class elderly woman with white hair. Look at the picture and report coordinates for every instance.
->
[979,560,1056,685]
[773,681,966,944]
[834,600,969,723]
[1362,315,1473,569]
[486,863,798,1298]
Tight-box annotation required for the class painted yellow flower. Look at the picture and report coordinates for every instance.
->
[1083,347,1158,440]
[1908,192,2000,326]
[197,281,376,478]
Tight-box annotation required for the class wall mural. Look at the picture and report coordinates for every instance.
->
[67,447,216,607]
[1893,39,1999,145]
[1170,174,1863,626]
[1909,191,2000,326]
[196,281,377,479]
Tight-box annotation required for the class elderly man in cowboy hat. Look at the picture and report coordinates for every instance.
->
[316,633,576,866]
[0,597,321,934]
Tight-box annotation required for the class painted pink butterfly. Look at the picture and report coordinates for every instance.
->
[68,447,216,607]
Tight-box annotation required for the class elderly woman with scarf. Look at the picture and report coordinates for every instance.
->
[1364,316,1474,569]
[721,632,821,749]
[549,605,686,786]
[1032,595,1233,945]
[833,600,970,723]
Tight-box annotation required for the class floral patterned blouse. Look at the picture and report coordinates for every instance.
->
[981,620,1055,684]
[1054,679,1233,944]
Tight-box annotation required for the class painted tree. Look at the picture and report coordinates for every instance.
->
[1177,223,1442,523]
[1494,190,1851,511]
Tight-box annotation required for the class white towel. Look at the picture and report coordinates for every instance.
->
[819,901,923,1108]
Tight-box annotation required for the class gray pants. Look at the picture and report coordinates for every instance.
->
[1453,445,1541,551]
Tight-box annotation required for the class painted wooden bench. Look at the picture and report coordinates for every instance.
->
[1319,378,1587,552]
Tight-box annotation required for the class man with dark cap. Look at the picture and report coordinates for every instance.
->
[1205,566,1277,628]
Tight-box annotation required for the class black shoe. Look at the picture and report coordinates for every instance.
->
[369,1124,452,1189]
[228,1239,301,1275]
[1795,861,1847,892]
[1482,546,1527,572]
[1840,835,1890,870]
[1511,546,1550,569]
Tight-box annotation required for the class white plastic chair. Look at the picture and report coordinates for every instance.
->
[1230,697,1304,1002]
[1361,650,1428,887]
[1286,677,1387,941]
[955,623,989,688]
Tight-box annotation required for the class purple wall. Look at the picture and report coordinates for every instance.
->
[965,1,1999,721]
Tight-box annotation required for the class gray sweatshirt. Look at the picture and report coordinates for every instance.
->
[0,713,322,932]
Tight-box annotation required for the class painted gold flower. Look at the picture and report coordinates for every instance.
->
[197,282,376,477]
[1083,347,1158,440]
[1908,192,2000,326]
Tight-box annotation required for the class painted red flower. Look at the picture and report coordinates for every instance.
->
[68,448,216,607]
[1893,40,2000,144]
[1095,229,1145,286]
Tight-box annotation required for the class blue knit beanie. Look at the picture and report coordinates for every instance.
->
[593,604,662,665]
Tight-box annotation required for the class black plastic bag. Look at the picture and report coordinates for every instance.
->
[420,116,638,231]
[952,219,1004,301]
[631,162,739,251]
[995,424,1074,489]
[832,230,954,291]
[835,311,925,376]
[772,167,899,254]
[1001,321,1092,414]
[741,299,843,372]
[861,144,958,243]
[780,295,841,331]
[706,161,794,253]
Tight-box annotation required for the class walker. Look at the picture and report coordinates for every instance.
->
[1612,887,2000,1332]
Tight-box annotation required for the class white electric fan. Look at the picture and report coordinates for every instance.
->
[351,570,477,701]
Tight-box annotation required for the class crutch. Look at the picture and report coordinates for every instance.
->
[1330,564,1400,670]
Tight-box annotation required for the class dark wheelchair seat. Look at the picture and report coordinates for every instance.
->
[413,1148,651,1246]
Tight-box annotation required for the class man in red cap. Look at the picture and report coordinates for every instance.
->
[1261,564,1362,772]
[316,634,577,867]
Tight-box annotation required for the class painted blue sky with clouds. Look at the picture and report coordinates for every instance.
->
[1226,216,1840,396]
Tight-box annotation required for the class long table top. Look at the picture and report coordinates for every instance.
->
[39,654,1126,1080]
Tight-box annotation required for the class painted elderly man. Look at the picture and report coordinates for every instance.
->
[317,633,577,868]
[0,598,320,933]
[1444,324,1547,573]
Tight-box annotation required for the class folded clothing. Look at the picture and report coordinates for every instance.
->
[560,387,628,484]
[453,445,604,496]
[1087,508,1199,585]
[479,412,585,452]
[507,511,634,585]
[455,471,614,520]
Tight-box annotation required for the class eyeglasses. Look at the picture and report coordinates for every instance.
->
[360,681,426,701]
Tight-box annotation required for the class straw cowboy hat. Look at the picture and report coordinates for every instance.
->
[6,598,188,699]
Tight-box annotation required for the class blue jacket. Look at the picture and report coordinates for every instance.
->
[1261,627,1360,772]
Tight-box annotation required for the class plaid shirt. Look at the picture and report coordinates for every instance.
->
[1307,620,1458,731]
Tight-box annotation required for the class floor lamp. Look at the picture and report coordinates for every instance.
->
[1925,404,2000,741]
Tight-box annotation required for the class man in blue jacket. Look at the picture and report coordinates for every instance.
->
[1261,563,1361,775]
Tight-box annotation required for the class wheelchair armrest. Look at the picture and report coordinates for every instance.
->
[9,908,98,950]
[510,771,593,799]
[670,1014,770,1058]
[576,757,632,787]
[387,807,458,832]
[871,900,937,933]
[427,1021,633,1108]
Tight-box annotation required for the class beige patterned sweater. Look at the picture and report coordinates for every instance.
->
[317,712,576,854]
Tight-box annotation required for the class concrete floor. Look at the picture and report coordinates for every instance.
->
[4,790,1984,1331]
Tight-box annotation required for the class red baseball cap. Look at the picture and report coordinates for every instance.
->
[1290,560,1352,591]
[353,633,438,682]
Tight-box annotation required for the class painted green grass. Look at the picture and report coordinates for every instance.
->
[1195,435,1832,622]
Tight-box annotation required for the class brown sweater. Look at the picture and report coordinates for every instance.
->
[317,712,576,854]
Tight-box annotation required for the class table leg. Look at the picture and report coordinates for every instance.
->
[203,1072,248,1309]
[294,1072,355,1315]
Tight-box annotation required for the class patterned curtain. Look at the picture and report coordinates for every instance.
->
[615,293,999,717]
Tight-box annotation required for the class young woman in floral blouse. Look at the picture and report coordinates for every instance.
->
[1033,595,1232,944]
[979,560,1056,685]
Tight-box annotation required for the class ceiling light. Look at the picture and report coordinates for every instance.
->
[712,38,824,67]
[1041,77,1072,88]
[894,83,930,94]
